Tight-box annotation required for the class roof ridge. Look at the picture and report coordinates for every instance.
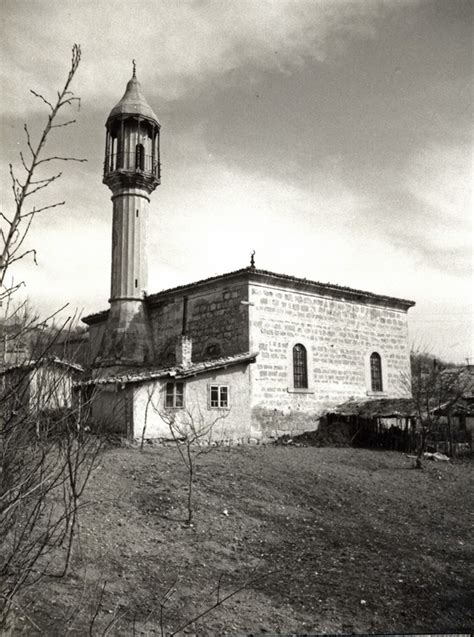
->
[83,266,415,324]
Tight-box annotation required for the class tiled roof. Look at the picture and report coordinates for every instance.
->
[147,267,415,306]
[79,351,258,386]
[0,356,84,376]
[83,266,415,324]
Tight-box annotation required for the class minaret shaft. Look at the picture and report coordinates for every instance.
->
[110,189,149,301]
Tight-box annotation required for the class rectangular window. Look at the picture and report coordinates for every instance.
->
[165,381,184,408]
[209,384,229,408]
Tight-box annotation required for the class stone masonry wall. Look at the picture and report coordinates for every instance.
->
[148,281,249,366]
[248,281,412,437]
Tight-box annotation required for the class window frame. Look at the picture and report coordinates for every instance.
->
[369,352,383,393]
[293,343,308,389]
[164,381,185,409]
[208,384,230,409]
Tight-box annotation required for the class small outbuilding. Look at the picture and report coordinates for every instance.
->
[0,356,84,418]
[80,344,258,443]
[326,397,417,450]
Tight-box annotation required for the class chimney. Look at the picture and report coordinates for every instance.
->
[175,335,192,369]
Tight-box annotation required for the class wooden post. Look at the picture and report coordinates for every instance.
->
[447,413,454,457]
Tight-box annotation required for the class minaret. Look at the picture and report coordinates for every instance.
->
[98,62,160,367]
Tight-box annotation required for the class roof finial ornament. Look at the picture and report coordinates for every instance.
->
[132,59,137,78]
[250,250,256,270]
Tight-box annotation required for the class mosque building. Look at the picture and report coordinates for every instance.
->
[83,68,415,441]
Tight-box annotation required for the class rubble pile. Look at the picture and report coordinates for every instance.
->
[276,421,353,447]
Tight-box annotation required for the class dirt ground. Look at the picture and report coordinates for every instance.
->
[18,444,473,635]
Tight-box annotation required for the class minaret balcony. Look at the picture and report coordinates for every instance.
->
[103,152,161,193]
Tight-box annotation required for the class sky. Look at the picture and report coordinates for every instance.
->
[0,0,472,363]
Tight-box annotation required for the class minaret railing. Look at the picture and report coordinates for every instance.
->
[104,152,159,177]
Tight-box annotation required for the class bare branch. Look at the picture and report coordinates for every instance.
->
[19,152,29,173]
[8,212,35,258]
[21,202,65,218]
[30,89,54,111]
[30,176,61,185]
[0,44,84,289]
[23,124,35,157]
[24,173,62,197]
[59,96,81,109]
[36,156,86,166]
[170,571,278,636]
[8,164,20,204]
[7,249,37,267]
[0,211,13,227]
[51,119,77,129]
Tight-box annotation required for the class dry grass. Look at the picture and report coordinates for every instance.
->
[16,445,473,635]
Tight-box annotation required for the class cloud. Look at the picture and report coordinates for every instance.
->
[1,0,410,115]
[400,143,471,275]
[333,140,472,278]
[406,143,471,226]
[2,0,471,366]
[5,155,374,310]
[7,148,472,363]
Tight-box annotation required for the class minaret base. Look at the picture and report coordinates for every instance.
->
[96,300,153,368]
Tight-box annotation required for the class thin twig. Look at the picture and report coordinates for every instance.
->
[169,571,278,636]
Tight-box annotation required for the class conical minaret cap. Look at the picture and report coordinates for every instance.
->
[107,71,159,124]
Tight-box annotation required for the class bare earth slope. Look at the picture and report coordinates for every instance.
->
[23,446,473,635]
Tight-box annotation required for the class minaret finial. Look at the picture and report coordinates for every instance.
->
[132,59,136,78]
[250,250,256,269]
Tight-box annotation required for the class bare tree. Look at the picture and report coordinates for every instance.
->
[162,406,230,526]
[409,350,470,468]
[142,386,229,526]
[0,45,85,299]
[0,45,106,632]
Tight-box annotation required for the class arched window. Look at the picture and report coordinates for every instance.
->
[370,352,383,392]
[293,344,308,389]
[135,143,144,170]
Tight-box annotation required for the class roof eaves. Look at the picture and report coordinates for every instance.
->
[174,352,258,379]
[0,356,84,376]
[249,269,415,309]
[79,352,258,387]
[82,309,109,326]
[329,397,416,418]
